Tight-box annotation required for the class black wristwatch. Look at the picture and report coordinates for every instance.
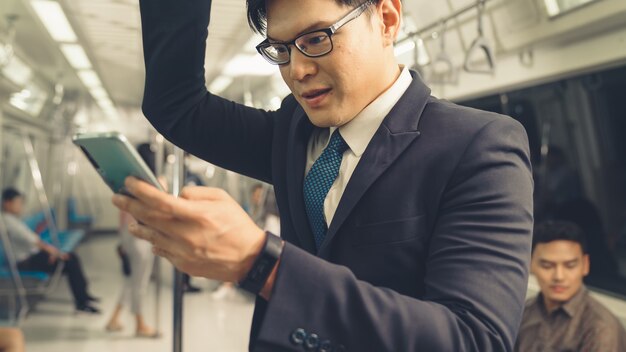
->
[238,232,283,295]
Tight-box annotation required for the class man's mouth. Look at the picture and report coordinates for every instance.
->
[551,286,567,293]
[302,88,332,99]
[300,88,332,108]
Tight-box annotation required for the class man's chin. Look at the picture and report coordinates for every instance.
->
[305,111,336,128]
[547,292,573,304]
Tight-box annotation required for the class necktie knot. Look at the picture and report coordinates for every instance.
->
[328,130,348,154]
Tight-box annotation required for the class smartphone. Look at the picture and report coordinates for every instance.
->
[72,132,164,196]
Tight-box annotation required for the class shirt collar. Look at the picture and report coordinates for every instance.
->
[561,286,588,317]
[327,65,412,157]
[535,286,588,319]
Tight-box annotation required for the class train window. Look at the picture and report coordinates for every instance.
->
[458,64,626,297]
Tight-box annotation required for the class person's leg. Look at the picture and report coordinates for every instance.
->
[105,304,125,331]
[0,327,25,352]
[106,265,132,331]
[130,238,156,336]
[62,253,94,310]
[16,251,51,272]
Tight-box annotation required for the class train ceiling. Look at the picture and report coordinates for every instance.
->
[1,0,623,111]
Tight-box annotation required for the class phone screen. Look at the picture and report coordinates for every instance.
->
[72,132,164,195]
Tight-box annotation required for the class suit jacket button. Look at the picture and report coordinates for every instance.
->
[318,340,333,352]
[290,328,307,346]
[304,333,319,350]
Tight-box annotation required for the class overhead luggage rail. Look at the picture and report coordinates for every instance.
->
[397,0,498,76]
[397,0,496,46]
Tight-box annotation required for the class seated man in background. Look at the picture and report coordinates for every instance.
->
[516,221,626,352]
[1,188,100,314]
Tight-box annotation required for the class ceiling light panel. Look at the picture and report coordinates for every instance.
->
[60,44,92,69]
[31,0,78,42]
[77,70,102,88]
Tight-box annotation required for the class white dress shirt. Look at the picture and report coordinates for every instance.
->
[305,66,413,225]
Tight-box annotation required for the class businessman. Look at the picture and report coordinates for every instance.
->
[113,0,534,350]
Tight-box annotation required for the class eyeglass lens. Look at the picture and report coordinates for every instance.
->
[262,31,332,64]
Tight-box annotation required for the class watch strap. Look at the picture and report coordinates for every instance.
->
[238,232,283,295]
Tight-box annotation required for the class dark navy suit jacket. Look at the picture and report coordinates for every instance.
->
[139,1,534,350]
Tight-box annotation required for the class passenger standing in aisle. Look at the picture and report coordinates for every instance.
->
[105,143,159,337]
[114,0,534,350]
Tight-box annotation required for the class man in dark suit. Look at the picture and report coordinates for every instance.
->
[113,0,533,350]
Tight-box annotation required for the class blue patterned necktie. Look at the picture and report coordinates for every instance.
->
[304,130,349,249]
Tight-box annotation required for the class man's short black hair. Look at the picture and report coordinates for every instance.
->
[1,187,22,203]
[246,0,378,34]
[532,221,588,254]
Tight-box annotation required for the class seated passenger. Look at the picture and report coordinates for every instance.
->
[515,221,626,352]
[1,188,100,314]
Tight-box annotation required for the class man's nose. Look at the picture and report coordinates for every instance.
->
[288,48,316,81]
[553,266,564,281]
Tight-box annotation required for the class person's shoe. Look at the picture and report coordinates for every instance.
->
[211,284,234,300]
[136,327,159,338]
[86,295,101,303]
[183,284,202,294]
[105,322,123,332]
[76,304,101,314]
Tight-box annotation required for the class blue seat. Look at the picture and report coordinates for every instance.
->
[0,240,49,282]
[67,198,93,226]
[0,269,49,281]
[23,210,85,253]
[40,229,84,253]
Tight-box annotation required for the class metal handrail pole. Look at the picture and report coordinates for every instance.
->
[172,146,185,352]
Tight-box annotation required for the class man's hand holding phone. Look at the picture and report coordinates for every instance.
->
[112,176,267,284]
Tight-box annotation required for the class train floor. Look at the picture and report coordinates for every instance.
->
[19,233,255,352]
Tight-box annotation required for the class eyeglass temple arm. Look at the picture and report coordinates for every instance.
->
[330,2,370,33]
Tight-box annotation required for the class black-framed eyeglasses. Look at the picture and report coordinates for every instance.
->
[256,1,372,65]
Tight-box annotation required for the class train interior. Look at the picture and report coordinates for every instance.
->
[0,0,625,351]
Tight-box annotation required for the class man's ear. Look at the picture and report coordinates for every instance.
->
[377,0,402,46]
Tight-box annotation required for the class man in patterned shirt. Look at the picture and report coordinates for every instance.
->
[516,221,626,351]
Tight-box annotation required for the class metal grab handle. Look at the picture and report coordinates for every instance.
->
[430,21,457,85]
[21,132,66,295]
[463,0,495,74]
[22,134,60,249]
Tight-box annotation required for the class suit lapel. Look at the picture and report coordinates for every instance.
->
[318,71,431,257]
[286,106,317,253]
